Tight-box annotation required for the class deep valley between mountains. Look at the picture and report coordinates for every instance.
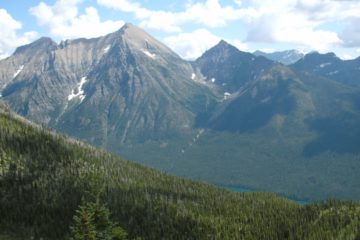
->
[0,23,360,202]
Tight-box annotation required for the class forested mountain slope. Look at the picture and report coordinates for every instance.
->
[0,105,359,240]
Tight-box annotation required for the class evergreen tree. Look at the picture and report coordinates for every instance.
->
[70,204,97,240]
[70,198,127,240]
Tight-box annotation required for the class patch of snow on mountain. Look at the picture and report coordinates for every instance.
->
[319,62,331,68]
[211,78,216,83]
[0,83,8,98]
[68,77,87,102]
[261,96,271,103]
[142,49,156,59]
[284,52,293,59]
[191,73,196,80]
[13,65,24,78]
[224,92,231,100]
[328,70,339,75]
[103,45,111,53]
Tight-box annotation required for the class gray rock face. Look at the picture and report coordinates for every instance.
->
[0,23,216,145]
[195,40,275,93]
[0,31,117,123]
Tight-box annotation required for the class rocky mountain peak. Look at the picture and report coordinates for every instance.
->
[14,37,57,55]
[301,51,339,63]
[121,22,136,30]
[195,41,274,92]
[115,22,177,60]
[217,39,230,47]
[204,40,240,57]
[292,51,341,72]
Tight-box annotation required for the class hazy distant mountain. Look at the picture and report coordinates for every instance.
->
[253,50,304,65]
[291,51,360,86]
[1,24,360,201]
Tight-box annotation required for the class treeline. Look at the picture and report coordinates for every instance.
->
[0,110,359,239]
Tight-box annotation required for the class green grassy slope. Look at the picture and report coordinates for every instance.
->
[0,108,359,239]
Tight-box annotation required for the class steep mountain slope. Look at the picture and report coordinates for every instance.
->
[174,64,360,201]
[0,23,217,155]
[194,40,275,93]
[253,50,304,65]
[53,24,216,147]
[0,33,119,123]
[291,51,360,86]
[0,106,359,240]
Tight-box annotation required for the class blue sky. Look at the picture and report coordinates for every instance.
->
[1,0,360,60]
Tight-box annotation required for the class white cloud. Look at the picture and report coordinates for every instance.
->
[335,47,360,60]
[229,39,248,52]
[340,54,354,60]
[245,0,346,51]
[97,0,181,32]
[136,9,182,32]
[97,0,257,32]
[30,0,124,39]
[164,29,220,59]
[21,0,360,58]
[163,29,247,59]
[179,0,256,28]
[96,0,360,51]
[0,9,38,59]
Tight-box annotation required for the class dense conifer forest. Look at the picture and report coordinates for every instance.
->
[0,106,359,239]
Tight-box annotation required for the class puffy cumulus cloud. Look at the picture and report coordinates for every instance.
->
[247,0,360,51]
[30,0,124,39]
[247,12,342,52]
[98,0,181,32]
[179,0,256,28]
[136,9,182,32]
[163,29,247,60]
[245,0,360,51]
[163,29,220,59]
[229,39,248,52]
[97,0,257,32]
[0,9,38,59]
[97,0,178,32]
[96,0,360,51]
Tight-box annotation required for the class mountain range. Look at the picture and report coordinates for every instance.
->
[253,49,304,65]
[291,51,360,86]
[0,23,360,201]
